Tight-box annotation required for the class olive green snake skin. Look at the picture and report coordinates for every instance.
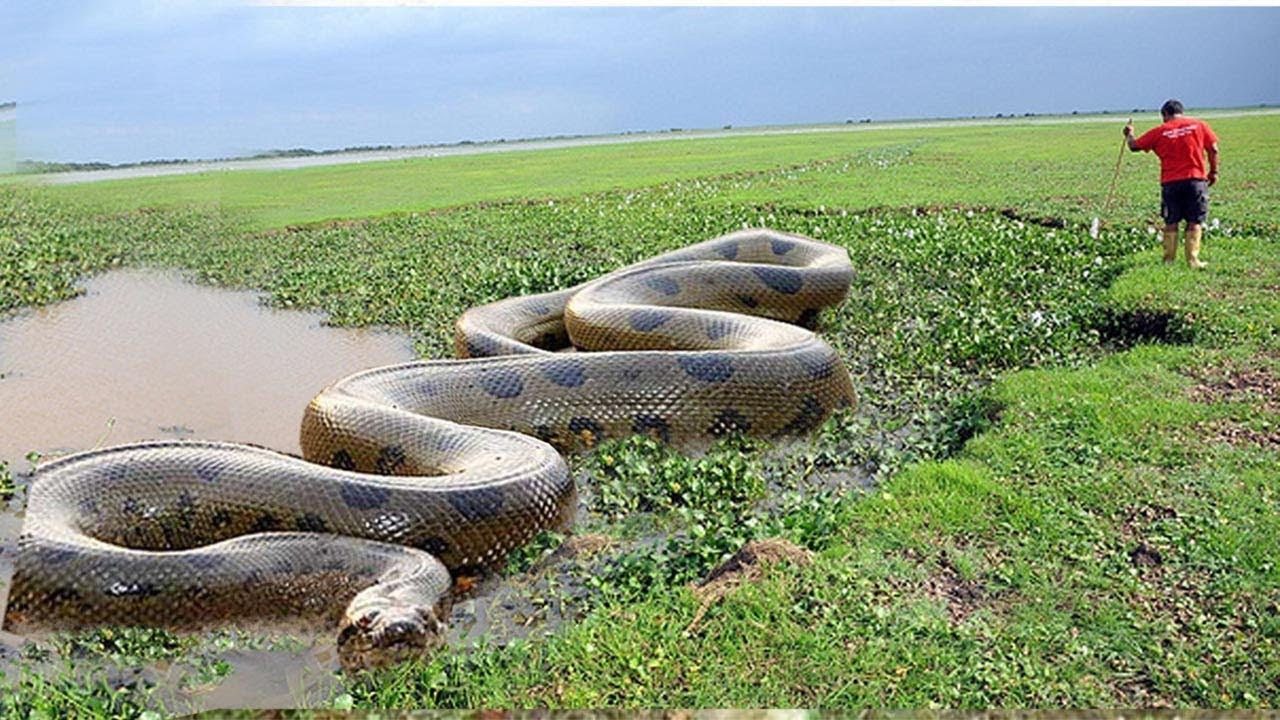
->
[4,229,855,668]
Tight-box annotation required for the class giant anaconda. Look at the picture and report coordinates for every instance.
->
[4,229,855,668]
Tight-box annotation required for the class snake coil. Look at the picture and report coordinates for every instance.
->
[5,229,855,668]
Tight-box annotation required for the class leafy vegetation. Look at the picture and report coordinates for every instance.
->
[0,112,1276,712]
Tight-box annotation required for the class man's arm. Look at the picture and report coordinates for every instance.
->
[1206,142,1219,186]
[1123,121,1144,152]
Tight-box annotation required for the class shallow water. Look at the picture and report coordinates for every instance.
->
[0,269,417,470]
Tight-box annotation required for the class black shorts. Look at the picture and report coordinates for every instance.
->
[1161,179,1209,225]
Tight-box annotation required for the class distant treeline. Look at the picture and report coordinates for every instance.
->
[14,103,1275,175]
[0,101,16,112]
[13,135,598,175]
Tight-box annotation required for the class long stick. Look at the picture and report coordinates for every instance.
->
[1101,118,1131,216]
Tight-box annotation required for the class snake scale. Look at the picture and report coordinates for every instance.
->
[4,229,856,669]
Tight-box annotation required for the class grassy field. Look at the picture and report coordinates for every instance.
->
[17,111,1280,231]
[0,111,1277,714]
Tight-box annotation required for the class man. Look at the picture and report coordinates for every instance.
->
[1124,99,1219,269]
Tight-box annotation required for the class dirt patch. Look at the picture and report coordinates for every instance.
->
[1128,543,1163,568]
[921,554,989,624]
[1118,503,1178,580]
[543,533,615,566]
[892,546,1001,625]
[1197,419,1280,451]
[1094,307,1196,347]
[1120,503,1178,538]
[1186,361,1280,414]
[685,538,813,633]
[999,207,1067,229]
[1115,669,1174,708]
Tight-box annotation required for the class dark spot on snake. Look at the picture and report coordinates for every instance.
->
[535,330,568,350]
[341,483,393,511]
[779,395,827,435]
[210,509,233,529]
[330,449,357,471]
[709,408,752,436]
[185,554,226,571]
[43,546,76,565]
[296,513,329,533]
[415,380,441,398]
[706,318,734,341]
[448,486,506,521]
[678,354,735,383]
[465,334,502,358]
[336,622,360,648]
[771,238,797,255]
[541,358,586,388]
[754,266,804,295]
[121,497,141,516]
[629,309,672,332]
[530,301,553,316]
[644,274,681,296]
[376,445,408,474]
[632,414,672,443]
[569,417,604,443]
[77,497,100,516]
[251,512,281,532]
[436,431,469,452]
[244,569,266,586]
[479,368,525,399]
[737,294,760,308]
[105,462,129,483]
[797,308,821,329]
[715,242,739,260]
[175,490,197,512]
[48,587,83,604]
[420,536,450,556]
[533,424,558,443]
[799,352,838,380]
[193,459,223,483]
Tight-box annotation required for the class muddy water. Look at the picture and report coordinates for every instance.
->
[0,269,417,709]
[0,269,417,469]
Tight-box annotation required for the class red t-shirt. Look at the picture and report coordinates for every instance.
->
[1133,116,1219,184]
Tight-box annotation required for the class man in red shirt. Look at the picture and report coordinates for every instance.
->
[1124,99,1219,269]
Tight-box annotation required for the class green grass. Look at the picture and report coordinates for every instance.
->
[0,109,1277,713]
[20,111,1280,231]
[340,341,1279,709]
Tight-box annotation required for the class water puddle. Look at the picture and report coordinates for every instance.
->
[0,269,417,469]
[0,268,417,709]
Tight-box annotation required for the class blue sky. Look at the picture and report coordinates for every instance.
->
[3,3,1278,164]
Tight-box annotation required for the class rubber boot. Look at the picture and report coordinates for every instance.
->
[1161,228,1179,263]
[1185,225,1206,269]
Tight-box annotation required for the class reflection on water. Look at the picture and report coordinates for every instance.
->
[0,269,417,469]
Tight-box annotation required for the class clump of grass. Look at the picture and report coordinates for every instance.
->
[0,460,14,501]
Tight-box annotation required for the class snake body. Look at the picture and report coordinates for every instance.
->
[5,229,855,668]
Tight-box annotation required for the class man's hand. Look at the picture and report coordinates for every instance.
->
[1123,121,1134,137]
[1208,169,1219,186]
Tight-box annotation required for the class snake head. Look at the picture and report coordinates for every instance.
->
[336,600,446,671]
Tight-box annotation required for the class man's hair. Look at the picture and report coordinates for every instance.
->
[1161,99,1185,118]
